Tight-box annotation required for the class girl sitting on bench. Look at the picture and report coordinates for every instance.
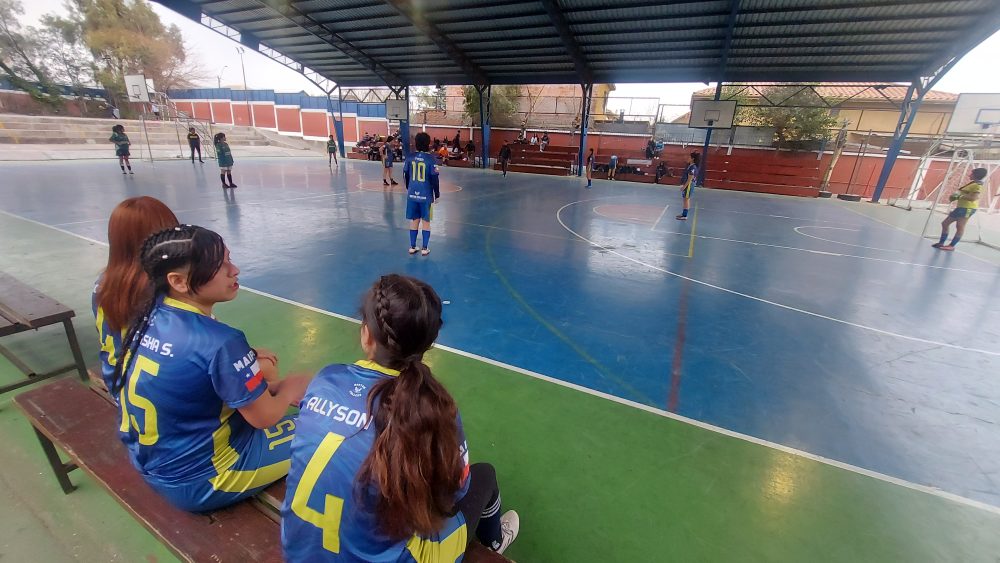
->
[282,274,519,561]
[111,225,310,512]
[94,197,179,398]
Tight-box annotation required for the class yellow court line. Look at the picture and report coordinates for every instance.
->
[688,204,699,258]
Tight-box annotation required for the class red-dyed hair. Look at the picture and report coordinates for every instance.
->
[98,197,179,331]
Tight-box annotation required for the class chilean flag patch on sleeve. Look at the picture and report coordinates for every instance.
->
[244,360,263,391]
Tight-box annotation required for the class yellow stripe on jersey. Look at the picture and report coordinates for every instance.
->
[163,296,207,316]
[354,360,400,377]
[208,407,292,493]
[95,306,120,368]
[405,524,468,563]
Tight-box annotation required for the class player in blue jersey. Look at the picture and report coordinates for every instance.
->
[94,197,179,396]
[111,225,311,512]
[676,152,699,221]
[403,132,441,256]
[282,274,519,562]
[383,136,399,186]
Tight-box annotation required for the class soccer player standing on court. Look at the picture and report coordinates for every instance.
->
[676,152,699,221]
[383,137,399,186]
[214,133,237,189]
[327,135,339,166]
[403,132,440,256]
[187,127,204,163]
[499,140,512,177]
[934,167,988,251]
[110,124,133,174]
[586,148,595,188]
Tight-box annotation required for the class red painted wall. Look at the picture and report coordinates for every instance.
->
[231,103,250,126]
[276,107,301,133]
[358,119,388,137]
[301,111,328,138]
[252,104,276,129]
[173,101,194,118]
[210,102,233,124]
[191,102,212,121]
[343,116,358,142]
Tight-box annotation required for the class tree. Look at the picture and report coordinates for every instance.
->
[462,85,519,126]
[73,0,205,114]
[40,5,100,106]
[725,84,840,149]
[0,0,64,108]
[413,85,447,111]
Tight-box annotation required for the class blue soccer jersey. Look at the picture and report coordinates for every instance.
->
[93,276,123,399]
[116,296,291,510]
[681,163,698,187]
[403,152,440,203]
[282,361,471,563]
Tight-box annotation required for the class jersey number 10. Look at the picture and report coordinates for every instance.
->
[410,161,426,182]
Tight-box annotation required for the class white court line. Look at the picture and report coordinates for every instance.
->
[650,203,671,232]
[653,228,995,275]
[52,192,347,227]
[3,207,1000,514]
[793,225,902,253]
[697,206,870,228]
[556,197,1000,357]
[835,202,1000,267]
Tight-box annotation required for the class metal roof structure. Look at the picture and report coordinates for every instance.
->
[155,0,1000,88]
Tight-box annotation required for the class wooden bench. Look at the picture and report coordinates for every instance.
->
[14,378,283,561]
[0,272,88,394]
[19,377,512,562]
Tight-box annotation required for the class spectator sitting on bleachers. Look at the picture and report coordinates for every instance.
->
[540,133,549,152]
[530,134,538,146]
[646,137,657,159]
[362,132,371,145]
[655,161,668,184]
[465,140,475,158]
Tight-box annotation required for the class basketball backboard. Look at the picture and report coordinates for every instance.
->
[124,74,150,103]
[385,99,408,121]
[946,93,1000,135]
[689,99,737,129]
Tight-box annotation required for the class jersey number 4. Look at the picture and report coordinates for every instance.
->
[290,432,347,553]
[410,161,426,182]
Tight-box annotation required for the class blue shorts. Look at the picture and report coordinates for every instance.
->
[384,161,393,169]
[949,207,976,219]
[148,415,296,513]
[682,184,694,199]
[406,199,432,221]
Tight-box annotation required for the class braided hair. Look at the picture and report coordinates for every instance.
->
[356,274,462,539]
[110,225,226,396]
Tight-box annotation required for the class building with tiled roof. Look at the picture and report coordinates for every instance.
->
[692,83,959,137]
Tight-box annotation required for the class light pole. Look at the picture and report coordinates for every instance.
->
[216,65,227,88]
[235,47,254,127]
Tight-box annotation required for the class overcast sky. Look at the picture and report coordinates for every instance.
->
[19,0,1000,109]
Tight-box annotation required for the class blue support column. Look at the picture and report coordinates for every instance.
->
[334,86,346,158]
[478,85,491,169]
[871,82,920,202]
[400,86,411,158]
[696,82,724,187]
[576,83,593,176]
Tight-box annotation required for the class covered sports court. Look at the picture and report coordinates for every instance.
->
[2,1,1000,561]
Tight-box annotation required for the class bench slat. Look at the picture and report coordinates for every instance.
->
[13,379,283,562]
[0,272,75,331]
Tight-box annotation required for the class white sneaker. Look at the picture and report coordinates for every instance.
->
[408,247,418,255]
[421,248,430,256]
[495,510,519,555]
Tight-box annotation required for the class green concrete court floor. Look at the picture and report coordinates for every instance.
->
[2,209,1000,562]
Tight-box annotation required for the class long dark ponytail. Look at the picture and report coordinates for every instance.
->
[356,274,463,539]
[110,225,226,397]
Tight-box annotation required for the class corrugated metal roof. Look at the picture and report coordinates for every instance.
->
[159,0,1000,87]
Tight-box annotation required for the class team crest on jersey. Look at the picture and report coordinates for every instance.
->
[349,383,366,397]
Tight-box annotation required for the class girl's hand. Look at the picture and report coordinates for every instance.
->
[255,348,279,383]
